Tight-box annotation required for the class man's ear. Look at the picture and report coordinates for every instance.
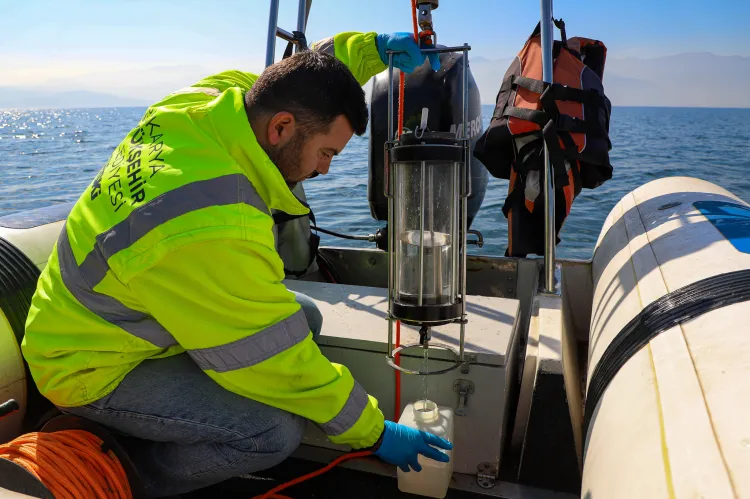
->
[267,112,296,146]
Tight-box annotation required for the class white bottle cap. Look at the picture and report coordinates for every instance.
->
[413,399,439,422]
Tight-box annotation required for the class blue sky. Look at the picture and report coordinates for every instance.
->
[1,0,749,98]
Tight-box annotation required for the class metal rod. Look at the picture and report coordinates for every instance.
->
[458,45,470,362]
[428,166,436,296]
[462,48,469,142]
[265,0,280,68]
[386,45,471,55]
[386,54,395,359]
[459,323,466,361]
[294,0,307,54]
[541,0,556,293]
[296,0,307,34]
[460,195,468,362]
[385,54,394,199]
[387,55,394,145]
[462,46,471,198]
[452,163,459,299]
[418,161,426,306]
[276,27,296,43]
[388,180,395,358]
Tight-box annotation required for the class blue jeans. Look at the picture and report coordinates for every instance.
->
[59,292,323,498]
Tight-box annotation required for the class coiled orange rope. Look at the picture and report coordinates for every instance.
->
[0,430,132,499]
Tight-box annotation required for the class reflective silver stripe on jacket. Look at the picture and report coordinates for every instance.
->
[312,36,335,56]
[188,309,310,372]
[58,224,178,348]
[59,173,269,347]
[318,381,369,436]
[172,86,221,97]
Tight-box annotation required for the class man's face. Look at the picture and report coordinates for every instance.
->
[264,113,354,188]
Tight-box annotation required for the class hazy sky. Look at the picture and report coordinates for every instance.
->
[2,0,749,98]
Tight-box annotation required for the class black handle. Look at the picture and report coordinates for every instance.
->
[0,399,20,419]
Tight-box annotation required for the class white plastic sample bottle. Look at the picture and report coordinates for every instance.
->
[396,399,454,498]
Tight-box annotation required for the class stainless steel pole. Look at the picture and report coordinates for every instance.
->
[459,46,470,362]
[462,45,471,199]
[418,161,425,306]
[265,0,280,67]
[386,54,395,359]
[541,0,556,293]
[296,0,307,52]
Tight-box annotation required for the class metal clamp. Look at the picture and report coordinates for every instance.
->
[453,379,475,416]
[477,462,497,489]
[460,354,477,374]
[386,343,462,375]
[416,2,437,47]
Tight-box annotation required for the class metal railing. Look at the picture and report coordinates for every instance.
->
[540,0,557,294]
[265,0,309,68]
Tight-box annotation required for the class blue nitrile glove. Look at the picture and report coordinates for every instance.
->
[376,32,441,73]
[372,420,452,472]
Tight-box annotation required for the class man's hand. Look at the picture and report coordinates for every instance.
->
[372,420,452,472]
[376,33,441,73]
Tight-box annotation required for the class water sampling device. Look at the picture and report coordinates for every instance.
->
[383,38,473,496]
[383,43,473,375]
[285,2,524,497]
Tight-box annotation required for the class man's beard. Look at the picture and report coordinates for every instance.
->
[266,131,307,190]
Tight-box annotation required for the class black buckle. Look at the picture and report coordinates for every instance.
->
[555,114,576,132]
[292,31,309,51]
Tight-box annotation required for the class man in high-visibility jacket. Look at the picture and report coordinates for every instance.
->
[22,32,449,497]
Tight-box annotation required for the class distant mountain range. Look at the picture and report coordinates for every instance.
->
[1,53,749,109]
[471,52,750,108]
[0,88,149,109]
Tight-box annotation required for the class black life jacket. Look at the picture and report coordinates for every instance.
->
[473,20,613,257]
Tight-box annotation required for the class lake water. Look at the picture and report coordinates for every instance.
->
[2,105,749,259]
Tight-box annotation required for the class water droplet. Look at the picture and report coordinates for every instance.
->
[742,439,750,448]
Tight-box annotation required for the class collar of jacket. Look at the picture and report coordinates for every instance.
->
[203,86,310,217]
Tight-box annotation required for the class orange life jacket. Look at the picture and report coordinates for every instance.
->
[474,20,612,257]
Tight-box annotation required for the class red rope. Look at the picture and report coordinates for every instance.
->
[252,451,373,499]
[411,0,419,39]
[396,0,420,139]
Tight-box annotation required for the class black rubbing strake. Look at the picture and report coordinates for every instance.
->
[584,269,750,452]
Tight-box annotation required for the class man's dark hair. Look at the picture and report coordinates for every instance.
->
[245,51,368,136]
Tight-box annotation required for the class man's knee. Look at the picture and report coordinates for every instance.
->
[270,412,306,461]
[234,410,305,466]
[293,291,323,339]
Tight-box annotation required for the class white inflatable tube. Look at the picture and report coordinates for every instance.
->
[584,177,750,498]
[0,209,62,443]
